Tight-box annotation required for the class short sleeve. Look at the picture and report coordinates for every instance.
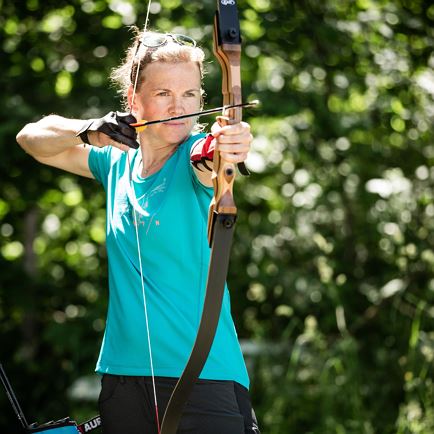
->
[88,146,119,189]
[187,134,214,195]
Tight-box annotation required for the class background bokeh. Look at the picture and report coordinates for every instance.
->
[1,0,433,432]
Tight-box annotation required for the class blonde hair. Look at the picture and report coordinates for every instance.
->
[111,28,206,110]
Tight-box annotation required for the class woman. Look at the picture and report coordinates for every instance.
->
[16,30,259,434]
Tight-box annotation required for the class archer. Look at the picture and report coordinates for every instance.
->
[16,28,260,434]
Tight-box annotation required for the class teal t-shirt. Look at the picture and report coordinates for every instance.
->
[88,134,249,389]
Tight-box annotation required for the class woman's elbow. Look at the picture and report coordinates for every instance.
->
[16,124,38,156]
[16,126,29,150]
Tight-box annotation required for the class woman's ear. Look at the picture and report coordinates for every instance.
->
[127,85,135,113]
[200,89,206,111]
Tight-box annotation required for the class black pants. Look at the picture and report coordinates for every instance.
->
[99,375,260,434]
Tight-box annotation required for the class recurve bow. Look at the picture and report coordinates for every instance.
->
[159,1,245,433]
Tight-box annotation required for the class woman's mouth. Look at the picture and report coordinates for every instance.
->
[164,121,185,126]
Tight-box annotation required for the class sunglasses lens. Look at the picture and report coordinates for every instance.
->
[142,34,167,47]
[141,33,197,49]
[172,34,196,47]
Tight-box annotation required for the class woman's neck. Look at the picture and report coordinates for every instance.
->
[139,142,178,177]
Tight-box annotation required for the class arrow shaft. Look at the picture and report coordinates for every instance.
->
[130,101,258,128]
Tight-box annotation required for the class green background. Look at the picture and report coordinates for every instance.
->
[1,0,433,432]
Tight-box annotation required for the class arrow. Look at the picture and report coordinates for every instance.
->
[130,100,259,131]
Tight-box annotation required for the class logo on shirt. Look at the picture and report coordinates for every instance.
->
[120,178,168,231]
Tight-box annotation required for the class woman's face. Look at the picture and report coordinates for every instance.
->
[130,61,202,148]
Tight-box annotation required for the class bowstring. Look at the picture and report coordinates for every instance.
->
[130,0,151,110]
[127,0,161,432]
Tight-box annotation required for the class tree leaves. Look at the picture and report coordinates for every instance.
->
[1,0,433,432]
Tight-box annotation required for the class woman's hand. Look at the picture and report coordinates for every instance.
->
[191,119,253,187]
[88,130,132,153]
[79,111,139,152]
[211,119,252,164]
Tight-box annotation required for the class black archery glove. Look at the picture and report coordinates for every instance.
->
[76,111,139,149]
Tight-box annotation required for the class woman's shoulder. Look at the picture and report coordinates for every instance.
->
[90,145,137,166]
[178,132,207,160]
[89,145,137,182]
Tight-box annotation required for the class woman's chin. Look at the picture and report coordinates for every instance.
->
[162,128,191,144]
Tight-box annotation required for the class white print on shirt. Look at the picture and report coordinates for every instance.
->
[127,178,168,230]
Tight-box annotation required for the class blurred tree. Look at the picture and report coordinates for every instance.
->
[0,0,433,433]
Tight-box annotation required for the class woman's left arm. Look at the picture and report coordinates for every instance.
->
[191,121,252,187]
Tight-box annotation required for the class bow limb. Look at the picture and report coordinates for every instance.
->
[159,2,243,433]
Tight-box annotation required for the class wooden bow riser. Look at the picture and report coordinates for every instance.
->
[208,20,242,246]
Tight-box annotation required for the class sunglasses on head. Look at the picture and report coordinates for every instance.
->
[140,33,197,49]
[130,33,197,83]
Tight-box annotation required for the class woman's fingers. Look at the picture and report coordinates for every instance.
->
[89,131,131,152]
[218,151,249,163]
[212,121,250,138]
[110,141,131,153]
[213,121,252,163]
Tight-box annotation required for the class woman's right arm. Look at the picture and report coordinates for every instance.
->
[16,115,95,178]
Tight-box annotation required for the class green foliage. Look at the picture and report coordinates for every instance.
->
[1,0,433,433]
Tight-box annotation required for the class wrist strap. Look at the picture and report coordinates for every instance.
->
[76,120,94,145]
[191,134,215,171]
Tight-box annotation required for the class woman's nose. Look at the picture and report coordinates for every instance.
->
[168,97,184,115]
